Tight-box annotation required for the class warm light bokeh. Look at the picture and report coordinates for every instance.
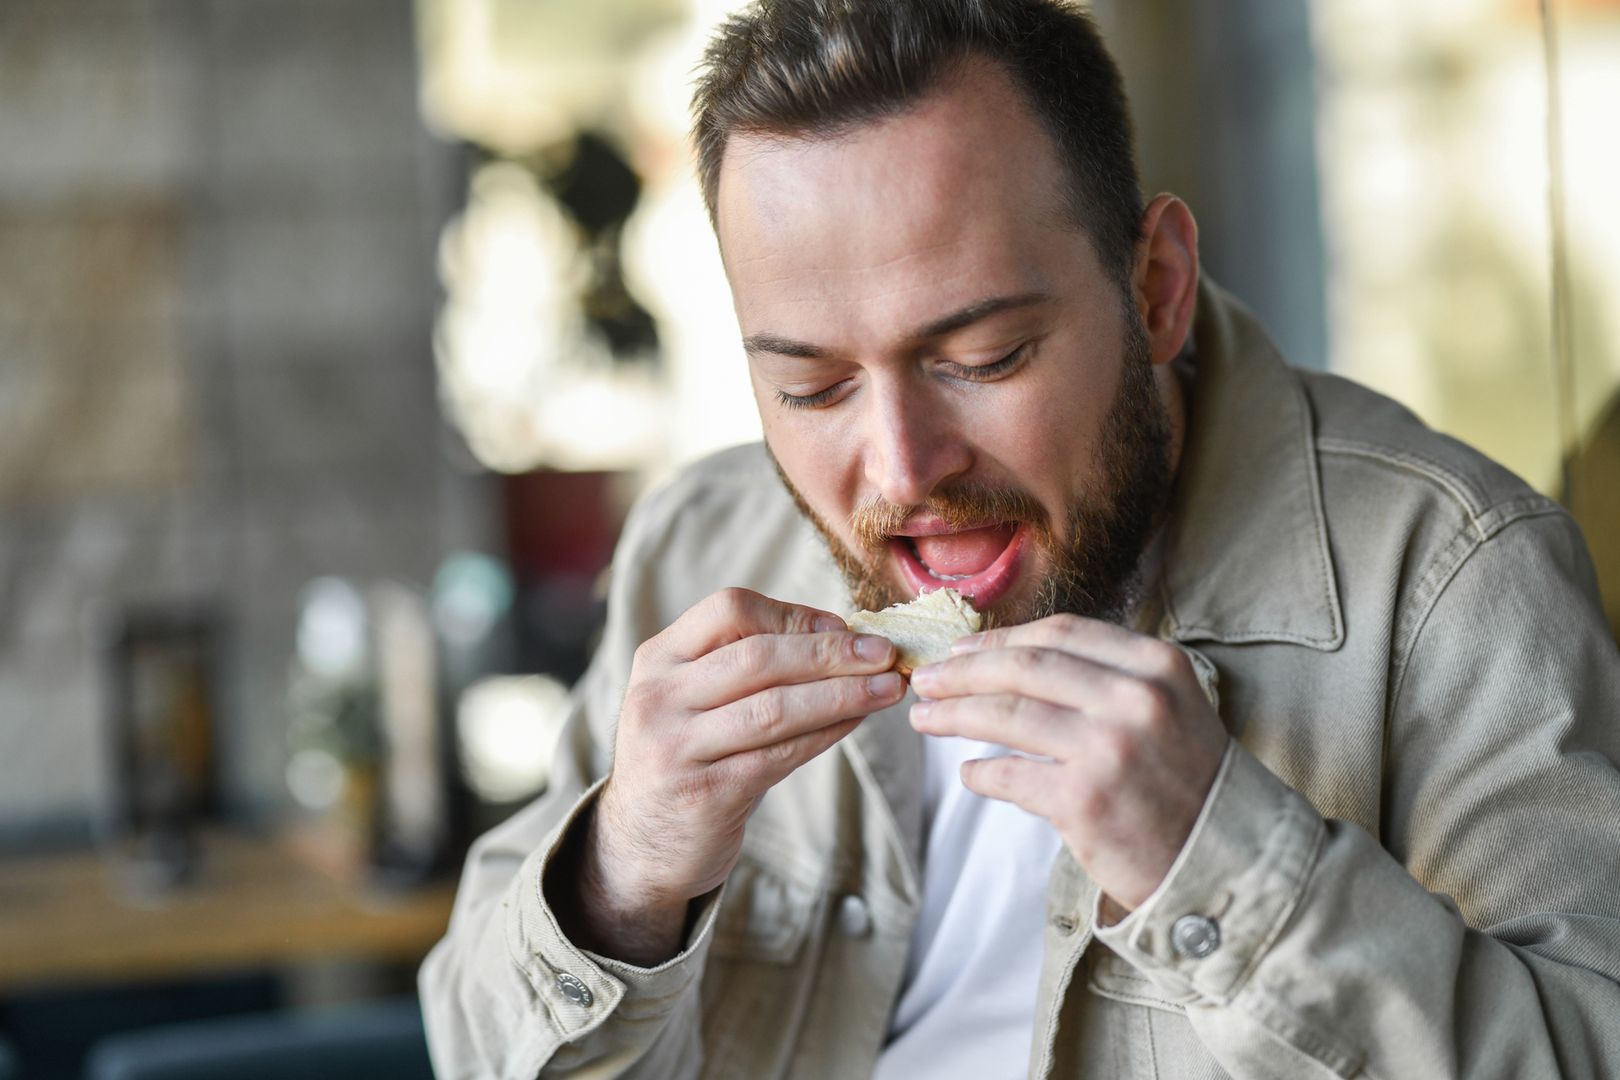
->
[1312,0,1620,495]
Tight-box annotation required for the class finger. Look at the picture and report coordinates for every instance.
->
[951,612,1157,672]
[711,711,866,794]
[687,670,905,761]
[658,587,846,663]
[910,645,1129,709]
[685,630,897,709]
[909,694,1074,760]
[959,754,1062,819]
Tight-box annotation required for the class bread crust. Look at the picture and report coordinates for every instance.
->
[847,588,983,677]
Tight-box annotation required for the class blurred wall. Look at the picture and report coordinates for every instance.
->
[1095,0,1329,371]
[0,0,492,839]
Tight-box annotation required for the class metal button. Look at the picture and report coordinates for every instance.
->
[1170,914,1221,959]
[837,894,872,938]
[556,972,594,1007]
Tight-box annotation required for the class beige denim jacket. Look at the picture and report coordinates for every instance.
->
[419,282,1620,1079]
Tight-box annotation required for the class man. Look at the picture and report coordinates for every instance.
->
[419,1,1620,1076]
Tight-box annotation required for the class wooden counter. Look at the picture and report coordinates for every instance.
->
[0,830,457,992]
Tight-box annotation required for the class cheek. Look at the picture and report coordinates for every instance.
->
[761,412,863,521]
[983,382,1086,476]
[973,366,1115,523]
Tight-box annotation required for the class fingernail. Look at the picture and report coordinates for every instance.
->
[909,664,938,691]
[815,615,844,633]
[950,634,985,655]
[856,635,892,662]
[909,701,933,728]
[867,671,902,698]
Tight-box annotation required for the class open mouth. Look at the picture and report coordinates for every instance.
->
[890,522,1027,607]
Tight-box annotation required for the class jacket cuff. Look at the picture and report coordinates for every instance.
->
[502,778,722,1043]
[1092,740,1325,1006]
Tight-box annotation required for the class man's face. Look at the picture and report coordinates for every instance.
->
[715,59,1174,628]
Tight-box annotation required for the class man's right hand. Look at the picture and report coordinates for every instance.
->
[556,587,904,966]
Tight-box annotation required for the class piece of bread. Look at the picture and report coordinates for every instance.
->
[847,588,982,677]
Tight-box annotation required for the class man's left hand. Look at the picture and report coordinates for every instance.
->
[907,614,1229,917]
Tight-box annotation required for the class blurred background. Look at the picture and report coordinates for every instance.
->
[0,0,1614,1076]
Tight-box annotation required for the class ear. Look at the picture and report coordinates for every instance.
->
[1131,194,1200,367]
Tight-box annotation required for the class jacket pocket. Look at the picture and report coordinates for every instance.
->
[710,853,820,965]
[701,855,826,1078]
[1085,946,1198,1014]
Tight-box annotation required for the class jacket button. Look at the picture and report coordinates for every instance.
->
[837,894,872,938]
[1170,914,1221,959]
[556,972,594,1007]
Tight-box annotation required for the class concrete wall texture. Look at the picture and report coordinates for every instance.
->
[0,0,491,837]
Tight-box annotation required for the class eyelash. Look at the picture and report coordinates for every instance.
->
[774,344,1030,410]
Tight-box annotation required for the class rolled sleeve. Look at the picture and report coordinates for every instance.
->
[505,779,723,1049]
[1092,739,1326,1007]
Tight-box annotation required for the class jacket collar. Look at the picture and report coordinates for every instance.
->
[1159,279,1344,651]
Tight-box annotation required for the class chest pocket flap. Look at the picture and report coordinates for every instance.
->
[711,853,820,965]
[1086,944,1199,1014]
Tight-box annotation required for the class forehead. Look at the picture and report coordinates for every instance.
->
[714,58,1088,340]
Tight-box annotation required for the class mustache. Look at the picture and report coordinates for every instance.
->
[849,483,1051,554]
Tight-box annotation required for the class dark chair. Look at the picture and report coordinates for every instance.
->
[84,997,433,1080]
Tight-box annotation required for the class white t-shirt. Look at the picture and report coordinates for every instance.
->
[875,534,1167,1078]
[872,733,1063,1080]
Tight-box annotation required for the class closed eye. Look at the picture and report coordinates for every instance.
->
[941,342,1031,382]
[773,342,1031,410]
[775,381,850,409]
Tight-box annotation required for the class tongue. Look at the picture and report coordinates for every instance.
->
[913,524,1017,577]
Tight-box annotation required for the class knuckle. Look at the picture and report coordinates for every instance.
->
[1012,693,1046,722]
[1093,728,1136,778]
[711,587,752,621]
[850,673,887,709]
[1078,781,1112,823]
[1048,613,1085,637]
[1145,640,1190,681]
[812,632,842,671]
[746,691,787,739]
[1007,694,1039,728]
[733,635,770,675]
[619,680,656,728]
[1012,646,1049,674]
[630,637,660,674]
[1125,677,1173,721]
[760,735,800,772]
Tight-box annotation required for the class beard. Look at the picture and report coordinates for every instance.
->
[770,306,1174,629]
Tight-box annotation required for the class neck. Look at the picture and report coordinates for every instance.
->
[1154,352,1190,483]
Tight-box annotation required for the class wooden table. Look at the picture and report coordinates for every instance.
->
[0,830,458,992]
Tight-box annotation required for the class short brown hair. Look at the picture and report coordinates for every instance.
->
[692,0,1144,289]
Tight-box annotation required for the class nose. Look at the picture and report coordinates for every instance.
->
[861,378,972,507]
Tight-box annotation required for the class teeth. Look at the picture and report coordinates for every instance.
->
[903,538,976,581]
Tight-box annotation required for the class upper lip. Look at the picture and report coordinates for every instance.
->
[890,514,1009,538]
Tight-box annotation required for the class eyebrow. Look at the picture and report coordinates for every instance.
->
[741,291,1053,360]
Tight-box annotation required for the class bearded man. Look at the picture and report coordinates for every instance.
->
[419,2,1620,1077]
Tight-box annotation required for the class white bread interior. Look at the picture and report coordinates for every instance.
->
[847,588,982,676]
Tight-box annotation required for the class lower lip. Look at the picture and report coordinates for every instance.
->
[892,526,1028,607]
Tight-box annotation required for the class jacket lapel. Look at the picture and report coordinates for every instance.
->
[1160,280,1345,651]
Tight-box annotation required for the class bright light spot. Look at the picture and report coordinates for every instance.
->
[296,577,369,680]
[457,675,572,803]
[435,161,670,473]
[286,748,346,811]
[622,172,761,480]
[433,552,514,650]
